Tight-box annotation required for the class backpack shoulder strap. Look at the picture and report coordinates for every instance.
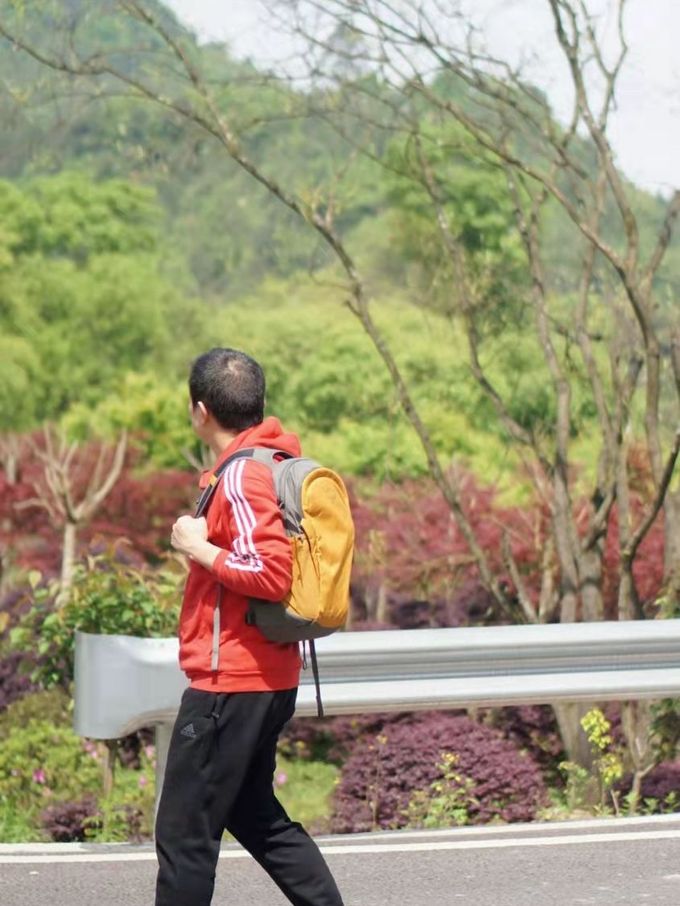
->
[194,448,255,518]
[194,447,293,517]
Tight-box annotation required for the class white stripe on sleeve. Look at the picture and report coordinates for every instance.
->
[223,459,264,573]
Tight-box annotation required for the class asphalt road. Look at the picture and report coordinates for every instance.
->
[2,815,680,906]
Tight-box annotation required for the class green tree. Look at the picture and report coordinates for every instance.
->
[62,372,196,470]
[0,173,209,429]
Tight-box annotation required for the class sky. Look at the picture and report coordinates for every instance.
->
[166,0,679,197]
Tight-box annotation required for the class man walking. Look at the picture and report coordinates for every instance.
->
[155,347,345,906]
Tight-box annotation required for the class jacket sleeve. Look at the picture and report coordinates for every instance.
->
[210,458,293,601]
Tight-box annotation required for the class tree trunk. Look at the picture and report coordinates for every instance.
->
[553,506,580,624]
[345,597,354,631]
[579,547,605,623]
[375,582,389,625]
[0,437,19,599]
[59,520,78,605]
[618,564,643,621]
[620,701,655,815]
[552,701,594,771]
[663,491,680,608]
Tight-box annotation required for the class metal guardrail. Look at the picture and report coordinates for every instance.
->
[74,620,680,805]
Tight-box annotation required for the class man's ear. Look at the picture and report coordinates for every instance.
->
[191,400,209,426]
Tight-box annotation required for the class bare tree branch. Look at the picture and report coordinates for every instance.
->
[642,190,680,291]
[501,531,538,624]
[624,428,680,566]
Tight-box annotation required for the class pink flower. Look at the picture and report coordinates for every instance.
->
[32,769,46,784]
[144,745,155,760]
[275,772,288,787]
[138,775,148,789]
[83,741,100,760]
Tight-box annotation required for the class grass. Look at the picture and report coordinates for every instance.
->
[0,800,45,843]
[270,754,340,833]
[0,745,339,844]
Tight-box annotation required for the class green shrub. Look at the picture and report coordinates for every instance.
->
[0,699,157,842]
[558,707,625,816]
[83,752,156,843]
[0,719,101,813]
[11,556,182,688]
[405,752,479,829]
[0,688,72,741]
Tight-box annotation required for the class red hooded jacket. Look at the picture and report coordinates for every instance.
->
[179,417,301,692]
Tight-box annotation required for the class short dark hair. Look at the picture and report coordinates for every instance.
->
[189,348,265,431]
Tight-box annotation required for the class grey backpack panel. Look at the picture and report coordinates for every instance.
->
[249,449,320,534]
[274,458,320,533]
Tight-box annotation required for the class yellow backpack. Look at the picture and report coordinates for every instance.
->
[198,447,355,715]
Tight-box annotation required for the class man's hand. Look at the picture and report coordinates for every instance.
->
[171,515,208,558]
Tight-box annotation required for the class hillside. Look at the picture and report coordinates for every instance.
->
[1,0,677,301]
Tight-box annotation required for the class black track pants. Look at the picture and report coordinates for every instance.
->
[155,686,344,906]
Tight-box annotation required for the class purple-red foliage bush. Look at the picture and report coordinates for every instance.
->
[379,588,496,629]
[6,436,668,631]
[0,651,40,712]
[1,442,78,576]
[40,794,149,843]
[0,585,34,638]
[349,443,667,629]
[280,711,417,765]
[4,436,195,576]
[330,711,547,833]
[349,474,549,629]
[91,466,195,563]
[40,796,100,842]
[479,706,565,782]
[622,761,680,810]
[602,509,664,619]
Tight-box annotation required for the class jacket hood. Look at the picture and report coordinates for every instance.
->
[198,419,301,490]
[214,417,301,469]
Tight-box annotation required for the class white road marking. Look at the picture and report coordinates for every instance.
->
[0,829,678,864]
[313,829,680,856]
[320,812,680,841]
[3,813,676,858]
